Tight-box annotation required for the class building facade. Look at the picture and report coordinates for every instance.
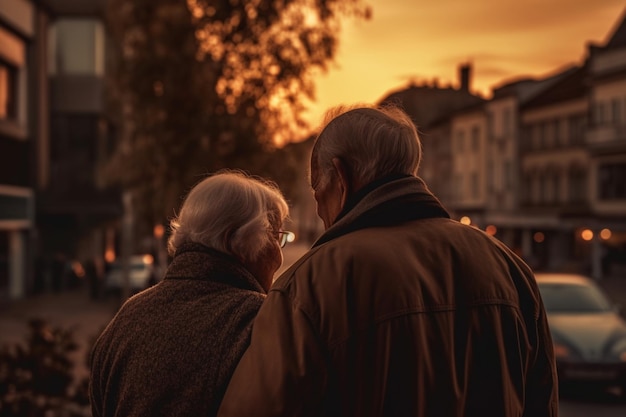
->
[0,0,48,299]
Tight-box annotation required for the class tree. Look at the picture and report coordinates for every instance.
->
[103,0,370,236]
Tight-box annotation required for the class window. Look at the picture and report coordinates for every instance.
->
[471,126,480,152]
[568,167,587,203]
[598,163,626,200]
[0,25,25,124]
[595,102,607,125]
[539,173,548,203]
[532,124,542,150]
[504,161,512,188]
[471,172,479,196]
[503,108,512,136]
[558,119,567,146]
[522,174,532,205]
[0,62,17,120]
[568,115,586,145]
[551,173,561,204]
[486,160,493,193]
[456,131,464,152]
[612,98,622,124]
[50,19,105,76]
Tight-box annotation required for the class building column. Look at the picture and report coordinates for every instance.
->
[9,230,26,299]
[591,233,603,280]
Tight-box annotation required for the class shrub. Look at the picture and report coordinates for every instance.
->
[0,319,90,417]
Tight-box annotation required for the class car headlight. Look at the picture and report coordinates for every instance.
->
[553,343,571,359]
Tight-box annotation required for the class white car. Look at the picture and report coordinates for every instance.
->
[104,255,157,295]
[535,272,626,394]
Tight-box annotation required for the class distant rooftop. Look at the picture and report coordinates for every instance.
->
[605,7,626,49]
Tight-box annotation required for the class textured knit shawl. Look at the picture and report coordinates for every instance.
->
[89,242,265,417]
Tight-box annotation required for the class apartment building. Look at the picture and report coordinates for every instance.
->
[38,0,120,268]
[448,104,488,221]
[519,66,591,272]
[0,0,48,299]
[443,10,626,276]
[586,13,626,278]
[0,0,120,299]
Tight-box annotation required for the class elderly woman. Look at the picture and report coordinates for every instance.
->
[89,171,292,417]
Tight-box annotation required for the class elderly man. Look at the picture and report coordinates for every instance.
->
[218,106,558,417]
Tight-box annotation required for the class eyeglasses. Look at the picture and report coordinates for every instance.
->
[277,231,295,248]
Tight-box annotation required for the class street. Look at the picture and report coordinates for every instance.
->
[560,388,626,416]
[1,242,626,415]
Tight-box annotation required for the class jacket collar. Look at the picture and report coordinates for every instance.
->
[164,242,265,293]
[312,176,450,248]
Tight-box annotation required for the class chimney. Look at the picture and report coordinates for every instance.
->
[459,63,471,92]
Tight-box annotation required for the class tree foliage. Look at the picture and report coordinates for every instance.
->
[104,0,370,233]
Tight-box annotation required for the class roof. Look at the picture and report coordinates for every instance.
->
[493,65,579,104]
[378,84,485,130]
[605,8,626,49]
[521,65,587,110]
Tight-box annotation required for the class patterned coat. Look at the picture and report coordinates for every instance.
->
[89,242,265,417]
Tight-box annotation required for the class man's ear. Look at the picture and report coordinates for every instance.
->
[331,157,351,207]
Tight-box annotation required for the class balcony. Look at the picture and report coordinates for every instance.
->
[586,124,626,154]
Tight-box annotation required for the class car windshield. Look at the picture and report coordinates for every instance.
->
[538,282,612,313]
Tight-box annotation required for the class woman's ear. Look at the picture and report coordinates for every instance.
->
[331,157,351,207]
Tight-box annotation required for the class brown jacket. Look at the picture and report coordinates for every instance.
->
[89,243,265,417]
[218,176,558,417]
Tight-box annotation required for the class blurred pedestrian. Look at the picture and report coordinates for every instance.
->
[218,106,558,417]
[89,171,292,417]
[85,257,104,300]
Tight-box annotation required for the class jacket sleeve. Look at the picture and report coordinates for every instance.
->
[217,288,328,417]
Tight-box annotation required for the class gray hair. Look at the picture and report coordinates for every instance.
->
[310,104,422,190]
[167,171,289,263]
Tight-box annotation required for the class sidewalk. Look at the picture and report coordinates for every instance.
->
[0,243,312,381]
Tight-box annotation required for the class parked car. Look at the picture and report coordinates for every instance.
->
[104,255,157,295]
[535,272,626,393]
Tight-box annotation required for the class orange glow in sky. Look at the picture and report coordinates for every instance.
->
[300,0,625,132]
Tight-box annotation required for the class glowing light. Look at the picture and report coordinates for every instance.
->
[600,228,612,240]
[72,261,85,278]
[460,216,471,225]
[581,229,594,241]
[154,224,165,239]
[105,248,116,263]
[533,232,545,243]
[143,254,154,265]
[485,225,497,236]
[553,343,570,359]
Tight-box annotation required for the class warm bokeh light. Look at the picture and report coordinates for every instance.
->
[143,254,155,265]
[485,225,497,236]
[302,1,625,132]
[533,232,545,243]
[153,224,165,239]
[71,261,85,278]
[600,228,612,240]
[460,216,471,225]
[553,343,570,359]
[581,229,594,241]
[105,248,116,263]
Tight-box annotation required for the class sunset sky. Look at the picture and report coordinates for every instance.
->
[300,0,626,131]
